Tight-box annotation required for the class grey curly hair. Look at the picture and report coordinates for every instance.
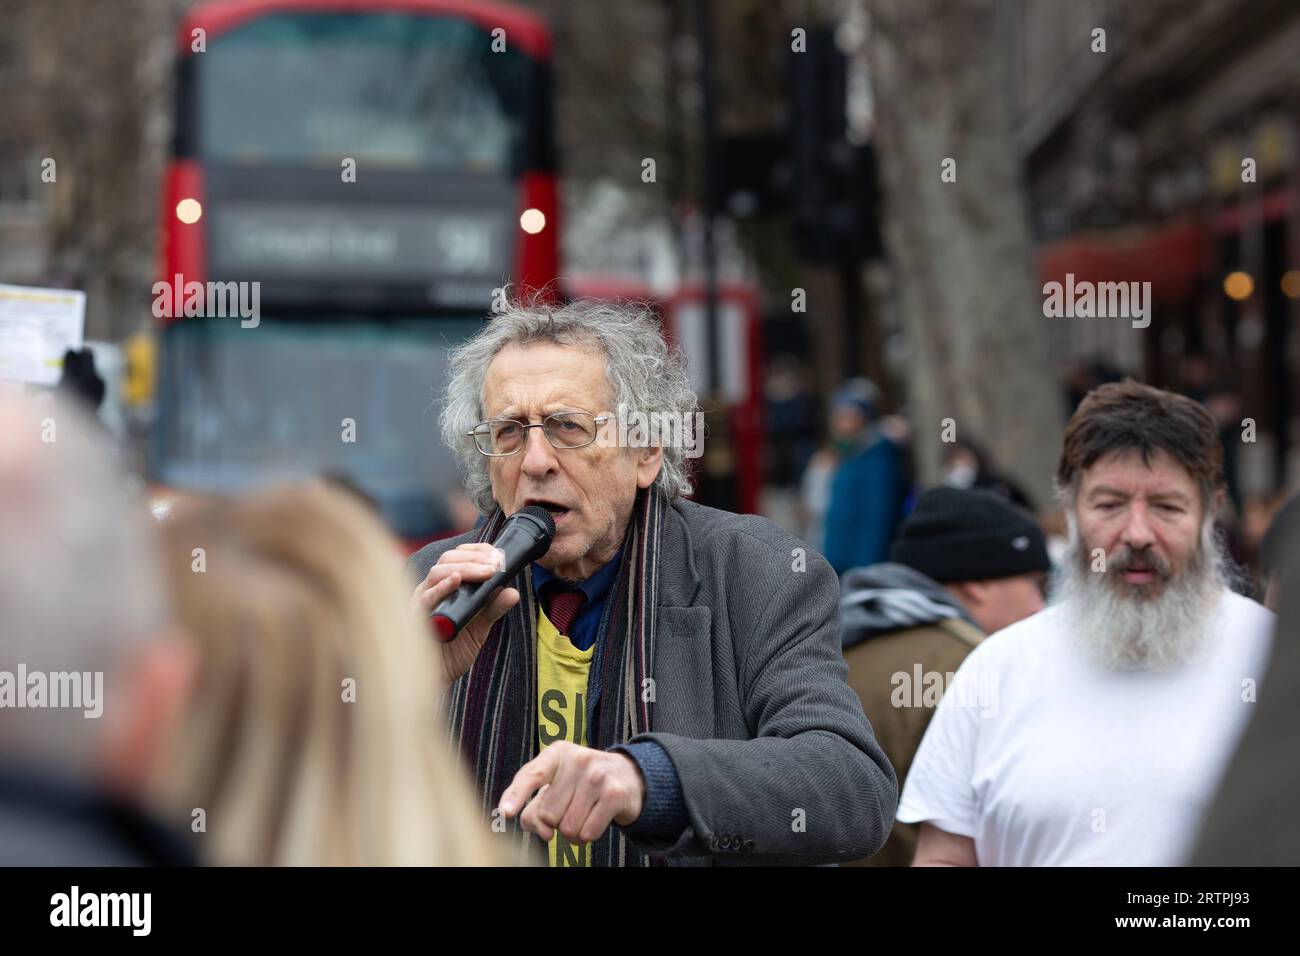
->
[439,297,699,514]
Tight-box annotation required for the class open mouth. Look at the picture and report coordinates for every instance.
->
[1116,548,1165,583]
[1120,563,1161,584]
[523,499,573,524]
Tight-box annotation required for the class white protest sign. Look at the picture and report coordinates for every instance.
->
[0,283,86,385]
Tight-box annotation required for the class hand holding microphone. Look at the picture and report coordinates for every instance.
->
[411,506,556,685]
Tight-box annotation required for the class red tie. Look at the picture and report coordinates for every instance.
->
[542,582,586,636]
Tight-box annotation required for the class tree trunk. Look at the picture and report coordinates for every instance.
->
[867,0,1064,509]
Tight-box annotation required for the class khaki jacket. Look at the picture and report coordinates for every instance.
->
[842,616,984,866]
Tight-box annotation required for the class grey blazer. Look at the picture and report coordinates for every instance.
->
[410,496,898,865]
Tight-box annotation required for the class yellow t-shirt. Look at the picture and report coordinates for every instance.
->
[536,605,595,867]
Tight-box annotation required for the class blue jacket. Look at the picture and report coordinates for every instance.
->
[823,433,909,575]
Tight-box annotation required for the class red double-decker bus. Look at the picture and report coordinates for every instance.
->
[153,0,557,540]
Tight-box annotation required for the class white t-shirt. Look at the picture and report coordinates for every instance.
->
[897,590,1275,866]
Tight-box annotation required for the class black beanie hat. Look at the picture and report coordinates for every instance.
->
[889,486,1050,583]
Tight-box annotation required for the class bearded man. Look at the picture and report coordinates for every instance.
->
[897,380,1275,866]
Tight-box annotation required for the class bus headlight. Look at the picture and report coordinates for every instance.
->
[176,198,203,224]
[519,208,546,234]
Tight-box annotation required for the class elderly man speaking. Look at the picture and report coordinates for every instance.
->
[410,299,896,866]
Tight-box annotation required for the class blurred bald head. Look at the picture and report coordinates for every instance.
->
[0,389,166,768]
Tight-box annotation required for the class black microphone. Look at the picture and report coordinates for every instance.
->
[429,505,556,641]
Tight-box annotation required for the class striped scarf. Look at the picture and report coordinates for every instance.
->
[445,487,666,866]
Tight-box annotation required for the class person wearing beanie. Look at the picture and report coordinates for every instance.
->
[839,486,1050,866]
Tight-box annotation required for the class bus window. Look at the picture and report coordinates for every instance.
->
[154,314,482,540]
[198,13,531,175]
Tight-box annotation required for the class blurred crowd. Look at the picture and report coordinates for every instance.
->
[765,354,1294,599]
[766,365,1299,865]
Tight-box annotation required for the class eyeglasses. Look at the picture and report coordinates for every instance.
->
[468,411,612,457]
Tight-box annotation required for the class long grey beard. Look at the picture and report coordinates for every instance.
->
[1050,521,1227,672]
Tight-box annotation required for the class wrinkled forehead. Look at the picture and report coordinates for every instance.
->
[481,341,614,418]
[1077,447,1200,498]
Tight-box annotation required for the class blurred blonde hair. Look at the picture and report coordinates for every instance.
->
[151,480,505,866]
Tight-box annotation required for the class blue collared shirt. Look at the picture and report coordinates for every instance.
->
[530,550,622,651]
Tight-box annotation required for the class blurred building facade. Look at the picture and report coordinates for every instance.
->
[1017,0,1300,498]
